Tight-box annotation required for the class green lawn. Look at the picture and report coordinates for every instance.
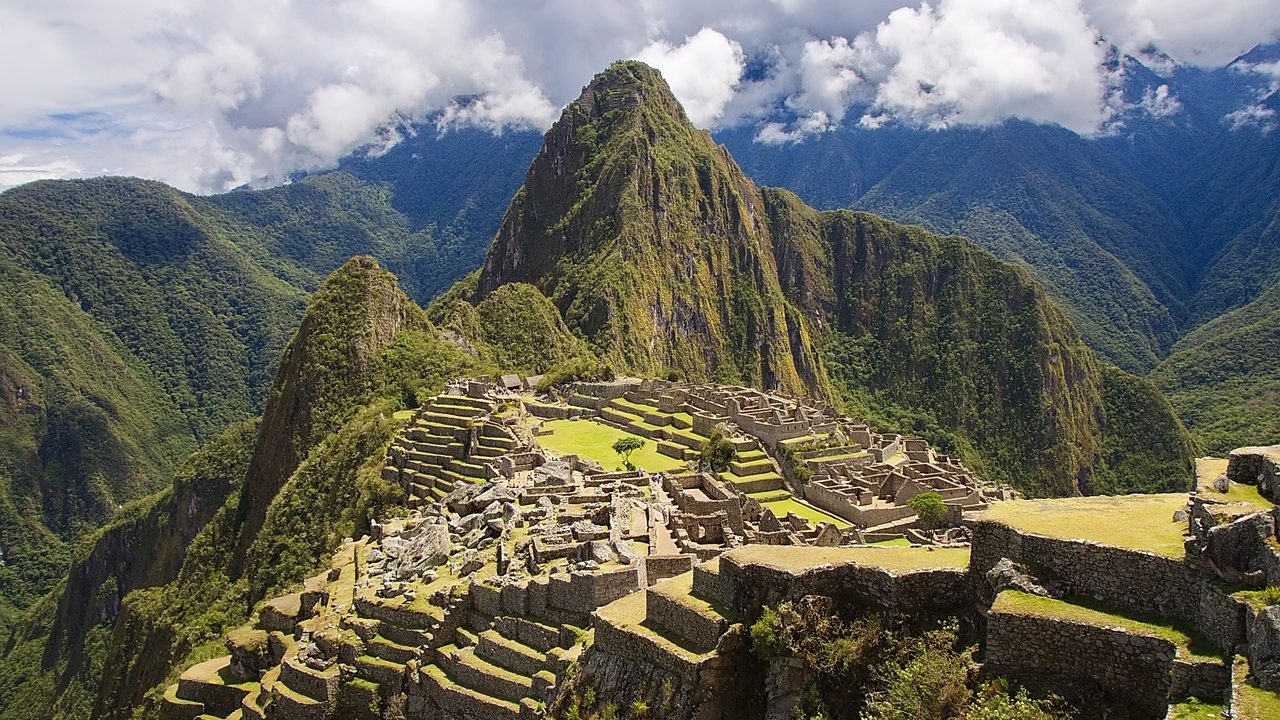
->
[536,419,686,472]
[979,493,1190,557]
[993,590,1220,661]
[762,497,851,528]
[1168,698,1227,720]
[1238,680,1280,719]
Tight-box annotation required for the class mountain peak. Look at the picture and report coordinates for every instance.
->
[571,60,688,122]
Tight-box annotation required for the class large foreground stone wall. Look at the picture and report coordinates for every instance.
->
[986,611,1188,719]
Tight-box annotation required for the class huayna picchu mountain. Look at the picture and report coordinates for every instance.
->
[462,61,1194,497]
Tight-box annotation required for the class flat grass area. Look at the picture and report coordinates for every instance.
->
[762,497,851,528]
[725,544,970,573]
[1239,681,1280,719]
[536,419,686,473]
[979,493,1190,557]
[993,590,1220,661]
[1168,698,1227,719]
[870,538,911,547]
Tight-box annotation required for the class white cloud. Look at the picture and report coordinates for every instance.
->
[1224,60,1280,132]
[0,0,1277,192]
[1083,0,1280,67]
[636,29,745,128]
[1139,84,1182,118]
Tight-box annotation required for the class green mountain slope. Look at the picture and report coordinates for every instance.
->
[847,124,1187,372]
[476,61,827,395]
[0,171,463,629]
[0,258,500,720]
[1152,272,1280,453]
[465,60,1194,497]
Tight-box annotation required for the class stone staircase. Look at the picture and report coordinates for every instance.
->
[426,611,583,718]
[592,560,740,674]
[383,394,523,510]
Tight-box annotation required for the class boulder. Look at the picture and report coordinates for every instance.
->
[383,523,450,581]
[986,558,1063,599]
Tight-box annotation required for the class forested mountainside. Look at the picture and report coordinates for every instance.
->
[0,169,501,630]
[0,255,593,720]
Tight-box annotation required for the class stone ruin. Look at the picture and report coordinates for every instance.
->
[155,377,1006,720]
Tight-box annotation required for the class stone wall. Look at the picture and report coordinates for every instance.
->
[718,554,974,621]
[984,610,1184,718]
[645,555,695,586]
[547,567,642,615]
[970,521,1204,625]
[1228,447,1280,499]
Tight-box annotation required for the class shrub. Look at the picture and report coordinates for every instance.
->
[749,605,783,660]
[535,357,615,391]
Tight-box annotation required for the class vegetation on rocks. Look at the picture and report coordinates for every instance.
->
[747,601,1071,720]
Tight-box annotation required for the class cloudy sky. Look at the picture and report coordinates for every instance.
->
[2,0,1278,193]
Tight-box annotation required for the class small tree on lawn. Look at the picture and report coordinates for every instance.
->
[612,436,645,470]
[908,491,948,529]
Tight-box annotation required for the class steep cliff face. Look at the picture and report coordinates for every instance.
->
[470,61,1193,496]
[233,256,425,563]
[475,61,827,395]
[764,193,1107,495]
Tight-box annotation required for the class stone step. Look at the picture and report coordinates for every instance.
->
[420,664,520,719]
[435,394,495,412]
[593,586,716,670]
[378,623,431,649]
[666,429,707,451]
[508,617,563,652]
[476,630,547,677]
[368,635,419,664]
[455,626,479,648]
[279,657,338,703]
[645,572,736,654]
[429,401,488,418]
[423,411,475,429]
[482,434,517,450]
[161,683,204,720]
[438,644,534,704]
[175,656,253,718]
[471,445,506,459]
[406,427,458,444]
[268,678,327,720]
[355,654,406,687]
[411,422,469,440]
[722,472,784,494]
[239,665,279,720]
[728,458,775,476]
[601,406,644,426]
[449,459,488,478]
